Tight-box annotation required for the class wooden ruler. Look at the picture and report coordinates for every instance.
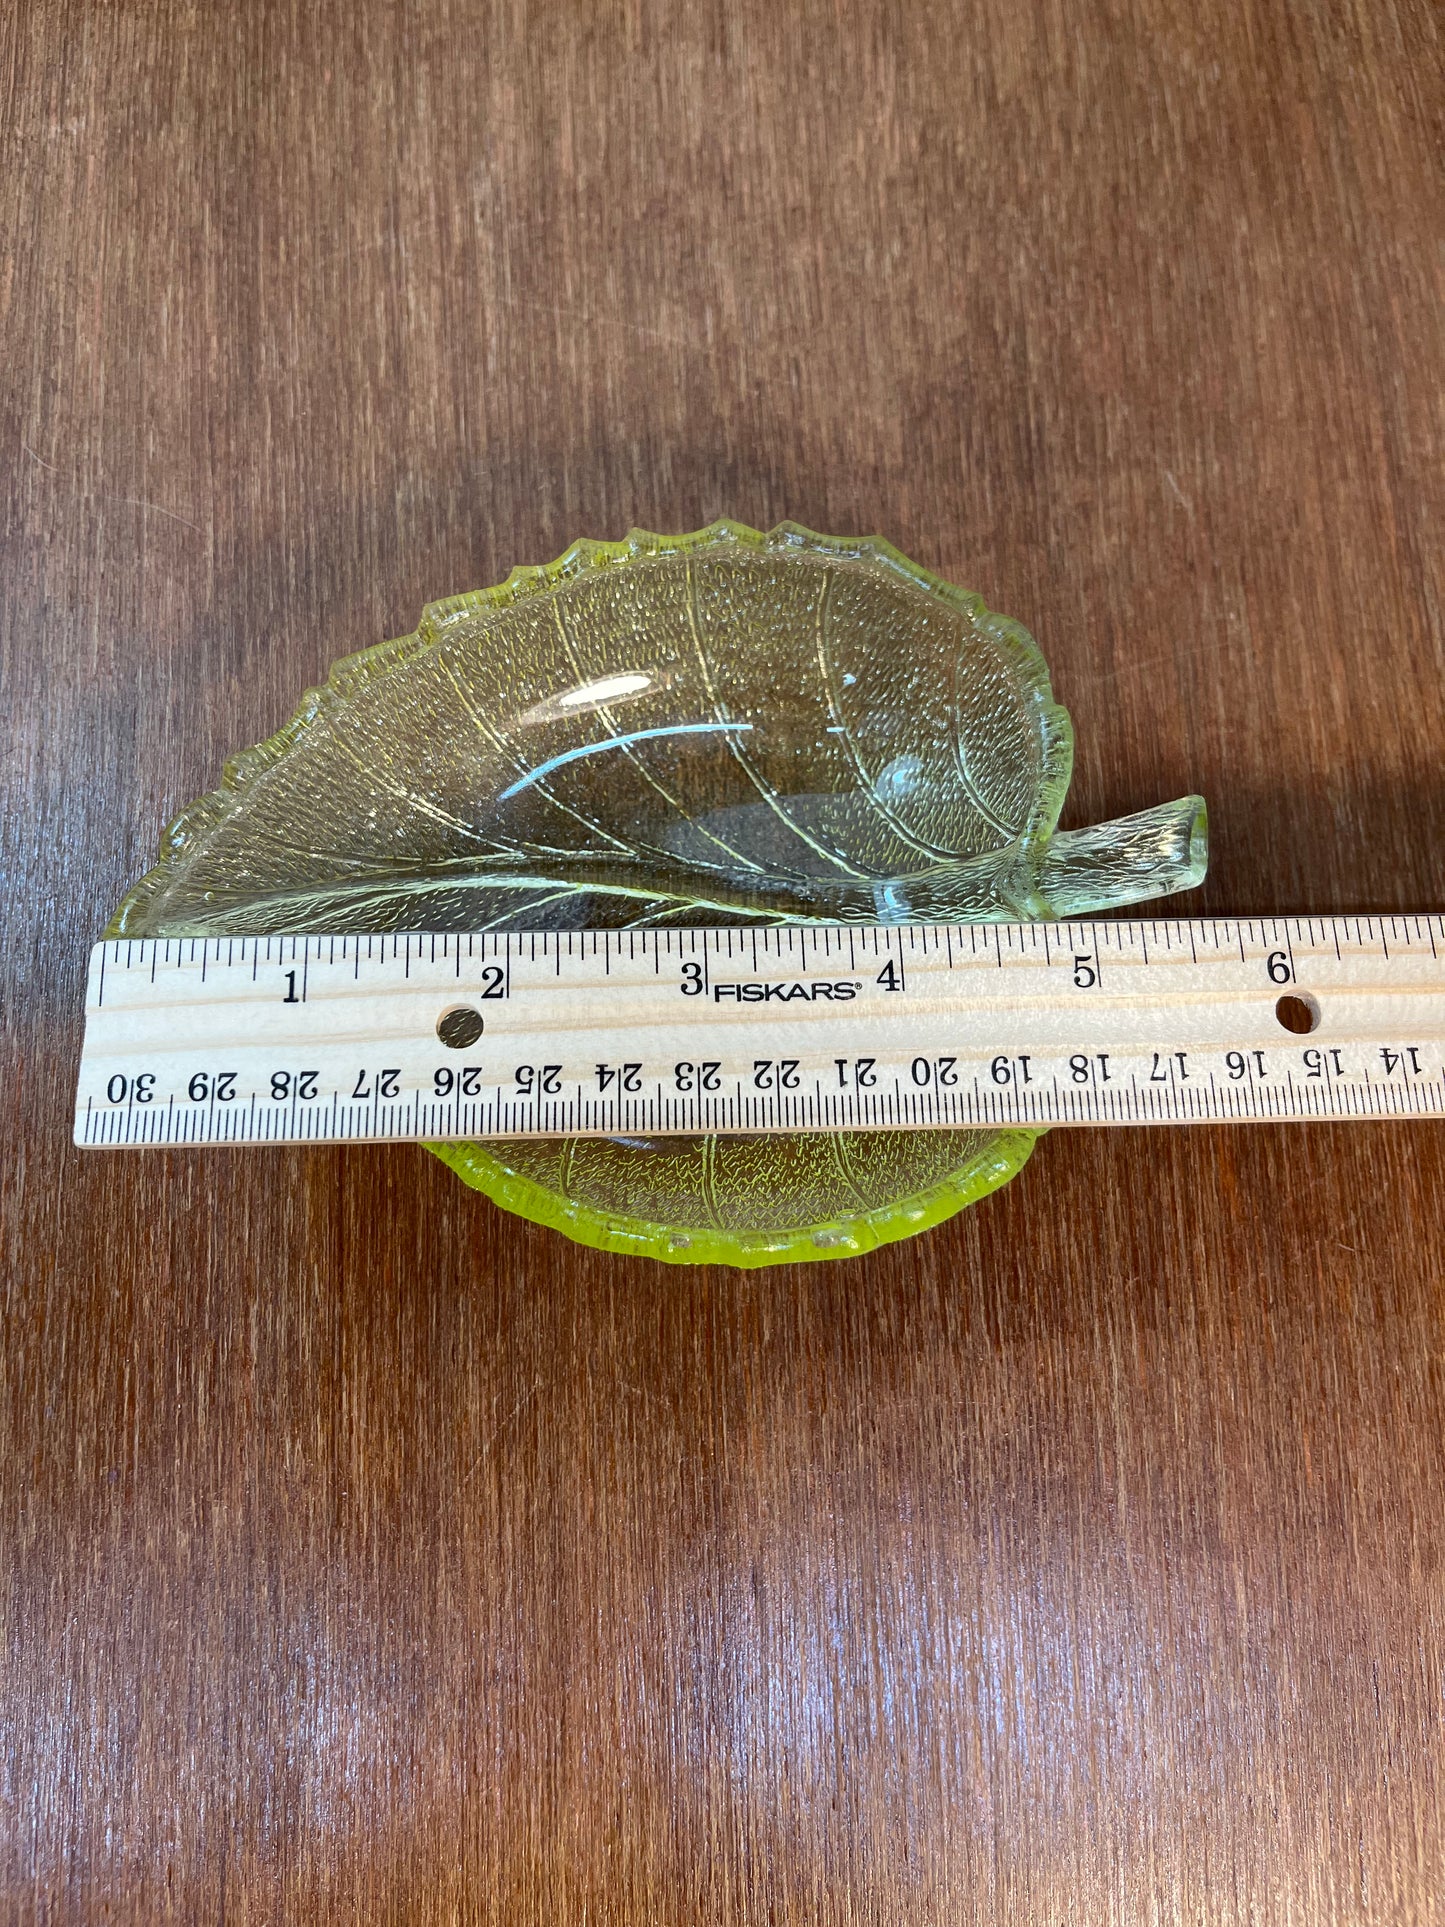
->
[74,917,1445,1147]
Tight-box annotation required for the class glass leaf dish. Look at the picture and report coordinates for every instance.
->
[109,520,1207,1266]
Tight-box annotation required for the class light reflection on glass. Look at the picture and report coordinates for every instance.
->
[497,721,754,801]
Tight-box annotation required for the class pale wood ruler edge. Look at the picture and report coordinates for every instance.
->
[74,916,1445,1147]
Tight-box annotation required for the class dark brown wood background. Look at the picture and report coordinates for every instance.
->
[3,1,1443,1920]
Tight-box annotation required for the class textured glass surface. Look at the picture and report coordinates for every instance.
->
[110,520,1208,1265]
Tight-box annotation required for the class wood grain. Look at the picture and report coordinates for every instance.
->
[3,1,1443,1919]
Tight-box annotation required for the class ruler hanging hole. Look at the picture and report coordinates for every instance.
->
[1275,992,1320,1035]
[437,1006,485,1049]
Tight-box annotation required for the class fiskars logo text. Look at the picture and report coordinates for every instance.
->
[710,980,863,1003]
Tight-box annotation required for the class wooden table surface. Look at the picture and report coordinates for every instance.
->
[4,2,1443,1920]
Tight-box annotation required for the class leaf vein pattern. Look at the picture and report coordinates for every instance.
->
[684,557,868,879]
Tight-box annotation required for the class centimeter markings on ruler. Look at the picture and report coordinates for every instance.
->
[74,916,1445,1149]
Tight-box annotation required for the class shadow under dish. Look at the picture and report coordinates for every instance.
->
[109,520,1207,1266]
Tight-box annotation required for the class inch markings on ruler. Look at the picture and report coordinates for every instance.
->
[73,918,1445,1149]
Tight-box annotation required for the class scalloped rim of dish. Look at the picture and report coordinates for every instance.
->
[105,518,1076,936]
[426,1127,1043,1268]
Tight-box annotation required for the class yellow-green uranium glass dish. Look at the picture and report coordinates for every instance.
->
[110,521,1207,1266]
